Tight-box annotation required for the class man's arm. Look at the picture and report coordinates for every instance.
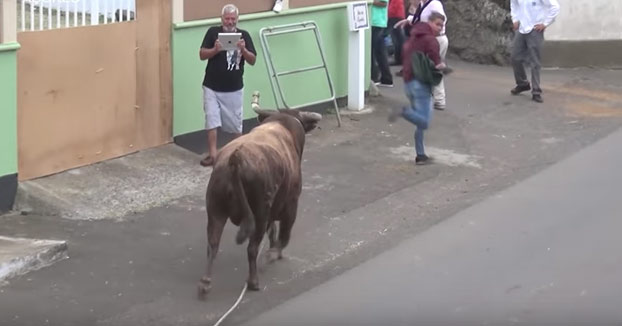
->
[239,33,257,66]
[393,18,410,29]
[199,42,221,61]
[199,29,221,61]
[543,0,560,26]
[238,42,256,65]
[534,0,560,31]
[510,0,520,30]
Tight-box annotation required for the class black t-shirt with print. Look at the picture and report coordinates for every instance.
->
[201,26,256,92]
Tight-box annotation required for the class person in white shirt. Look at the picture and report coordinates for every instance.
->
[395,0,449,110]
[418,0,448,110]
[510,0,560,103]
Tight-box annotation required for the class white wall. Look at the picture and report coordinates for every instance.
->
[545,0,622,41]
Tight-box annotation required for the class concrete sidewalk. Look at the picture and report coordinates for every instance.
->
[240,113,622,326]
[14,144,210,221]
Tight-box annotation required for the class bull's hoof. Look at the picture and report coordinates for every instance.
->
[267,248,281,263]
[247,280,260,291]
[197,277,212,300]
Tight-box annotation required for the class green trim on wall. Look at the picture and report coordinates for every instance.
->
[172,4,371,137]
[0,49,18,177]
[0,42,21,52]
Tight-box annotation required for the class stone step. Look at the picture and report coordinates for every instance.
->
[0,236,68,285]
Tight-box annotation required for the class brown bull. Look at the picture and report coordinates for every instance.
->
[197,101,321,298]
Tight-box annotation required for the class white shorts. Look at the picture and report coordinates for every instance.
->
[203,86,243,133]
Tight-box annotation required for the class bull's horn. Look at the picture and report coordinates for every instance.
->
[251,91,277,116]
[253,108,278,116]
[300,111,322,121]
[251,91,260,110]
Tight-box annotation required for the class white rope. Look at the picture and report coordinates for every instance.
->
[212,226,272,326]
[212,283,247,326]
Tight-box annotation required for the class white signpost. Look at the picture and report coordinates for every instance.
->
[346,2,369,111]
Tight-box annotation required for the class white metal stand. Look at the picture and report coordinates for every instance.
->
[347,29,365,111]
[346,1,369,111]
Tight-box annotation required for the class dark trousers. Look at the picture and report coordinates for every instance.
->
[371,26,393,85]
[388,17,406,64]
[511,30,544,95]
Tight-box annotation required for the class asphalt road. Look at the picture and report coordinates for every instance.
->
[241,125,622,326]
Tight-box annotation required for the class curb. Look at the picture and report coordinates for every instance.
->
[0,236,68,285]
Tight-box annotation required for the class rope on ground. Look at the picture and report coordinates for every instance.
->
[212,283,248,326]
[212,225,272,326]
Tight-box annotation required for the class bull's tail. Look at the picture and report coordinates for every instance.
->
[230,147,255,244]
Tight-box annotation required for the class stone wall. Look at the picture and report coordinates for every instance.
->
[444,0,512,65]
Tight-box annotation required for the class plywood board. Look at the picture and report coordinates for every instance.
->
[17,23,138,180]
[158,0,173,145]
[135,0,172,149]
[184,0,274,22]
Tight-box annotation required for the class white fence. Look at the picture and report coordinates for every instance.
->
[18,0,136,31]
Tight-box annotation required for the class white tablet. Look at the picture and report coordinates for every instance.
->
[218,32,242,51]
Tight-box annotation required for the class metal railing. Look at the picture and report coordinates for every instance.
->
[18,0,135,31]
[259,21,342,127]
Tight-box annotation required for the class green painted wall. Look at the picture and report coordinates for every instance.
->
[172,3,371,136]
[0,43,19,177]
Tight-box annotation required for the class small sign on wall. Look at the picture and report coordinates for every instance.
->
[347,2,369,31]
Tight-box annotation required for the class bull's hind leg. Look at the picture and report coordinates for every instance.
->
[246,226,266,291]
[276,202,299,259]
[268,221,278,248]
[197,214,226,300]
[246,201,269,291]
[267,221,281,262]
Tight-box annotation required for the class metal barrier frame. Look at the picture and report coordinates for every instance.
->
[259,21,342,126]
